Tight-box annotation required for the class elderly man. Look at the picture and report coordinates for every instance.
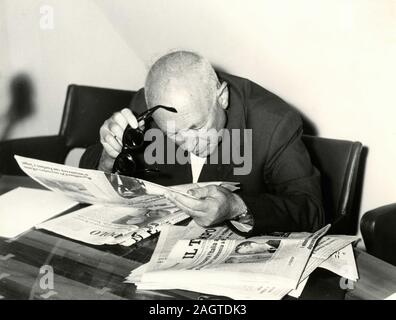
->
[81,51,324,235]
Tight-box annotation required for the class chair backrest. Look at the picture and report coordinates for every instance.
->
[60,85,136,149]
[0,85,135,175]
[302,135,363,234]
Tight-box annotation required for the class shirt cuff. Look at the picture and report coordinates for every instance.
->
[227,196,255,237]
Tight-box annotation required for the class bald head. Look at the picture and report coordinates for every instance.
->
[145,51,219,112]
[144,51,229,156]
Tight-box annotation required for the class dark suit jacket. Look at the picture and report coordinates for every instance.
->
[80,72,325,234]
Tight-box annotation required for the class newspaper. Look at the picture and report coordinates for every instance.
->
[319,243,358,281]
[128,224,299,299]
[36,203,188,246]
[299,235,359,282]
[126,221,359,299]
[285,240,358,298]
[15,155,239,207]
[14,155,238,246]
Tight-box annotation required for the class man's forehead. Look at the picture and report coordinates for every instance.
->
[153,83,199,107]
[155,108,207,133]
[152,89,204,118]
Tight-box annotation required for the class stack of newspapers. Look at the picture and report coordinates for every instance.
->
[126,221,359,300]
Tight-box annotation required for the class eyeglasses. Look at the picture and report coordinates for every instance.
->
[112,105,177,176]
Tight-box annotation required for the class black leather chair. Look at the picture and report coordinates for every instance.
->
[302,136,363,235]
[361,204,396,266]
[0,85,135,175]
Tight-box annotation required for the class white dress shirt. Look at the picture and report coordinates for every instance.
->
[190,152,206,183]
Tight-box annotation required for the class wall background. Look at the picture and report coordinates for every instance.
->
[1,0,395,242]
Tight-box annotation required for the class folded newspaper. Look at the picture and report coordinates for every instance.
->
[14,155,359,299]
[14,155,239,246]
[126,221,359,299]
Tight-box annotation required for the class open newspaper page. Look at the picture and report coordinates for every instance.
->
[15,155,239,247]
[129,222,331,299]
[15,155,194,207]
[15,155,189,246]
[15,155,239,207]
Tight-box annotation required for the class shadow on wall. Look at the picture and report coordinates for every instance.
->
[0,73,36,141]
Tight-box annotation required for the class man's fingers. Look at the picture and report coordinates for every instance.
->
[188,187,210,199]
[102,142,120,159]
[108,122,125,142]
[167,192,208,213]
[112,111,129,129]
[167,195,219,228]
[188,185,219,199]
[99,109,140,162]
[167,197,201,218]
[103,132,122,153]
[169,193,204,211]
[138,120,145,129]
[121,108,138,129]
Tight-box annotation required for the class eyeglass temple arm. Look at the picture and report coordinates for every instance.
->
[137,105,177,122]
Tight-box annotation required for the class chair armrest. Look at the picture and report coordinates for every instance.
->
[361,203,396,266]
[0,135,69,175]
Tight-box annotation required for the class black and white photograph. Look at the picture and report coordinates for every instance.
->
[0,0,395,309]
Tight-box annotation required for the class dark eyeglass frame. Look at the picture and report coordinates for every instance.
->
[112,105,177,176]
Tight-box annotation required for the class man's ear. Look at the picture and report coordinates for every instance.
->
[217,81,229,110]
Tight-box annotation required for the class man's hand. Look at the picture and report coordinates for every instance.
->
[166,185,246,227]
[98,108,144,172]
